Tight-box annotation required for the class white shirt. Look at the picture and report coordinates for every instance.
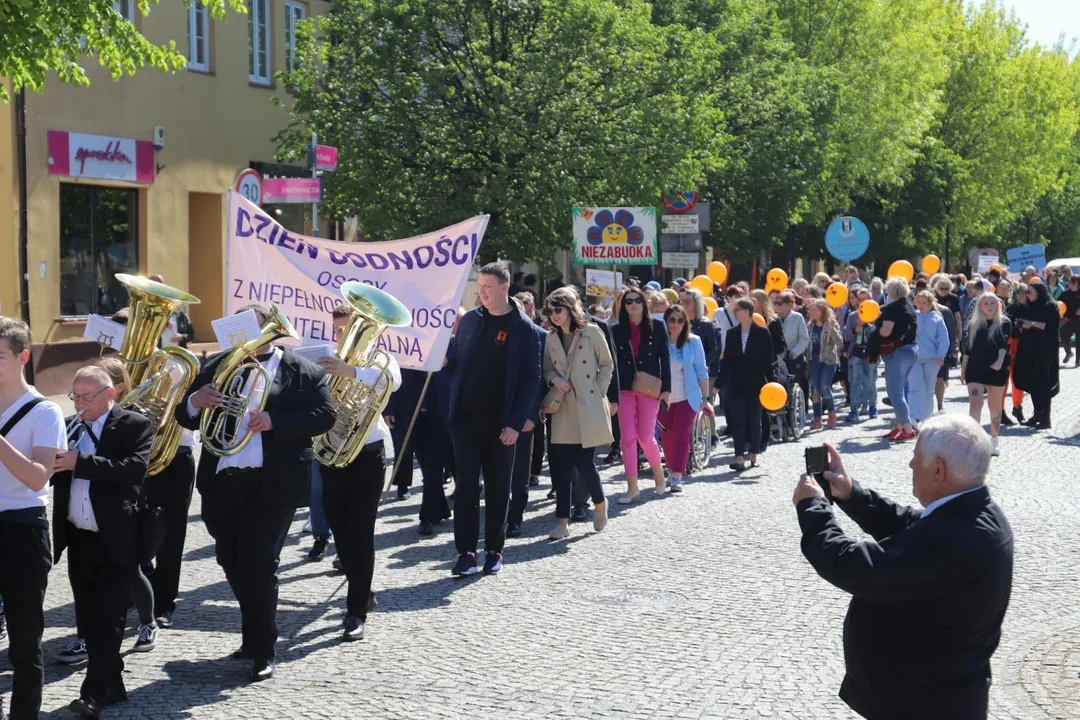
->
[351,355,402,446]
[669,357,686,403]
[67,406,113,532]
[714,308,736,352]
[920,486,983,519]
[163,356,196,449]
[0,389,66,511]
[741,331,750,352]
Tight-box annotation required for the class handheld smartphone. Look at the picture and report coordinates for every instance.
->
[804,445,834,503]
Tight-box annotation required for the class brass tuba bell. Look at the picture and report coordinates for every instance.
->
[313,282,411,468]
[113,274,201,477]
[199,303,301,457]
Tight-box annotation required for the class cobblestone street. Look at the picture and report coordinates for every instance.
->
[25,367,1080,719]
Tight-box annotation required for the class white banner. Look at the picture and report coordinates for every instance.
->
[226,191,488,371]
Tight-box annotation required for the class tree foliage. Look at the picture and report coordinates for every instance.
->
[0,0,245,101]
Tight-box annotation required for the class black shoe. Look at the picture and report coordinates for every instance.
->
[342,614,365,642]
[1022,415,1039,427]
[729,462,747,472]
[418,520,434,536]
[1012,406,1025,423]
[367,592,377,614]
[570,505,589,523]
[155,611,173,629]
[528,475,540,487]
[332,557,343,572]
[482,551,503,576]
[451,552,479,577]
[69,697,103,717]
[250,660,275,682]
[396,488,411,501]
[999,411,1014,427]
[882,396,893,407]
[230,646,253,661]
[546,488,556,500]
[601,449,621,465]
[506,522,522,538]
[308,537,329,561]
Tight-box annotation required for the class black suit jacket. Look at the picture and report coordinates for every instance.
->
[174,349,336,510]
[52,406,154,567]
[798,483,1013,720]
[717,324,777,393]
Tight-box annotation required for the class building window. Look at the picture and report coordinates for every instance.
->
[59,185,139,317]
[187,1,210,71]
[284,1,307,73]
[248,0,271,84]
[113,0,135,21]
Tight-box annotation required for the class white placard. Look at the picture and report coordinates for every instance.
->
[84,314,127,351]
[584,269,624,299]
[661,215,699,234]
[976,255,1000,273]
[292,344,335,363]
[662,251,700,269]
[211,310,263,351]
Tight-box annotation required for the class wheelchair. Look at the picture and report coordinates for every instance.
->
[767,363,807,443]
[687,403,716,474]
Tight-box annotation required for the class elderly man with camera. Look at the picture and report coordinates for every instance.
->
[793,414,1013,720]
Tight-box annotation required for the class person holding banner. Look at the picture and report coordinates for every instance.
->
[445,262,541,577]
[175,304,335,680]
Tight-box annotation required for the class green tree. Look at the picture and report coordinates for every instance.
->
[278,0,726,263]
[0,0,245,101]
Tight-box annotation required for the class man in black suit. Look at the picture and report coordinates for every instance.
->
[794,414,1013,720]
[52,366,153,717]
[175,306,335,681]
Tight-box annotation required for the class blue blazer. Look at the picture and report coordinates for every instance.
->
[668,335,709,412]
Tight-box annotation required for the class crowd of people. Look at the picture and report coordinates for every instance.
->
[0,257,1073,719]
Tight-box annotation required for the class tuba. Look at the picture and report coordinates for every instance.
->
[313,282,411,468]
[200,302,301,457]
[113,274,201,476]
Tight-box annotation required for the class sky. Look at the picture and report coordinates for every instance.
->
[1007,0,1080,49]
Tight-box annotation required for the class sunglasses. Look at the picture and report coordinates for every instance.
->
[623,296,644,305]
[68,387,109,403]
[667,316,686,325]
[543,305,566,316]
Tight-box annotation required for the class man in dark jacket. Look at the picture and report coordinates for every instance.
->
[793,414,1013,720]
[445,262,541,577]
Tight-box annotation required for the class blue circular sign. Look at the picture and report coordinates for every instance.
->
[825,217,870,262]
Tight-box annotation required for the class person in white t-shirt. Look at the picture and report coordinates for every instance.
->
[0,316,66,719]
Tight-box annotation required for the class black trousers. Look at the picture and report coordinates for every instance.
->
[1061,319,1080,357]
[0,512,51,719]
[143,447,195,616]
[412,413,451,523]
[390,421,415,494]
[322,444,385,620]
[725,386,763,457]
[67,524,135,701]
[201,471,295,664]
[451,413,515,555]
[508,429,535,526]
[530,419,545,476]
[549,444,604,519]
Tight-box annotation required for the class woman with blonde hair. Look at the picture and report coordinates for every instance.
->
[812,272,832,292]
[806,301,843,429]
[874,277,918,442]
[962,293,1012,455]
[542,287,613,538]
[909,290,950,425]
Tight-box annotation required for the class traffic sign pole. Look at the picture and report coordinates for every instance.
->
[311,132,319,237]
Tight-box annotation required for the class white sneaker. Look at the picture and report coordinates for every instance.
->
[134,624,157,652]
[548,524,570,540]
[991,437,1000,457]
[669,475,683,493]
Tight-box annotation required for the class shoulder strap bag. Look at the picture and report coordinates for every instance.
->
[0,397,47,438]
[630,327,663,399]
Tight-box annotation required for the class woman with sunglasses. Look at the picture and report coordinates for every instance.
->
[610,288,670,502]
[541,289,613,538]
[659,305,709,492]
[718,299,776,471]
[1013,282,1061,429]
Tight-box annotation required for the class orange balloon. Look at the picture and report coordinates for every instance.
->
[887,260,914,281]
[689,274,713,295]
[1059,301,1067,317]
[759,382,788,412]
[858,300,881,323]
[706,261,728,285]
[989,263,1004,275]
[765,268,788,292]
[704,297,719,317]
[752,312,766,327]
[826,282,849,309]
[922,254,941,275]
[1028,276,1043,284]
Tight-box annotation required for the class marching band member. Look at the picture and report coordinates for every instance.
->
[175,305,335,682]
[52,366,153,717]
[0,317,67,720]
[315,304,402,641]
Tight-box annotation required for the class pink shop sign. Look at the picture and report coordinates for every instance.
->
[262,177,323,204]
[48,130,155,183]
[315,145,338,172]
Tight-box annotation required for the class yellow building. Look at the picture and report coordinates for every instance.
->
[0,0,330,344]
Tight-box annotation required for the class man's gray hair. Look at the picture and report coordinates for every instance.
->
[73,365,114,389]
[916,414,991,486]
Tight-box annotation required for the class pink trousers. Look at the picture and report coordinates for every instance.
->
[618,390,663,476]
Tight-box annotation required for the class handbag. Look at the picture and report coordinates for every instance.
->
[630,341,663,399]
[136,503,165,565]
[542,331,582,414]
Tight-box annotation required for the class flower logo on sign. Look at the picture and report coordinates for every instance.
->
[587,209,644,246]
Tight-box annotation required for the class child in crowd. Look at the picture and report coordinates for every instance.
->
[844,306,879,420]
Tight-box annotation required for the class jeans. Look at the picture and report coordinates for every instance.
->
[549,444,605,519]
[883,344,918,425]
[848,356,878,411]
[657,400,696,475]
[809,359,838,419]
[617,391,663,476]
[907,358,939,423]
[309,460,332,540]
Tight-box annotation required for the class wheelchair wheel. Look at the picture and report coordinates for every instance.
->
[787,383,807,441]
[688,409,715,473]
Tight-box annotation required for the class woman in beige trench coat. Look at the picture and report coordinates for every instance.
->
[542,288,613,539]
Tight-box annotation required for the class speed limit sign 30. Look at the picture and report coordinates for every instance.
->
[235,168,262,206]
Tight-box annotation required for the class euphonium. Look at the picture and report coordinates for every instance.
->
[112,274,201,476]
[200,302,301,457]
[313,282,411,468]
